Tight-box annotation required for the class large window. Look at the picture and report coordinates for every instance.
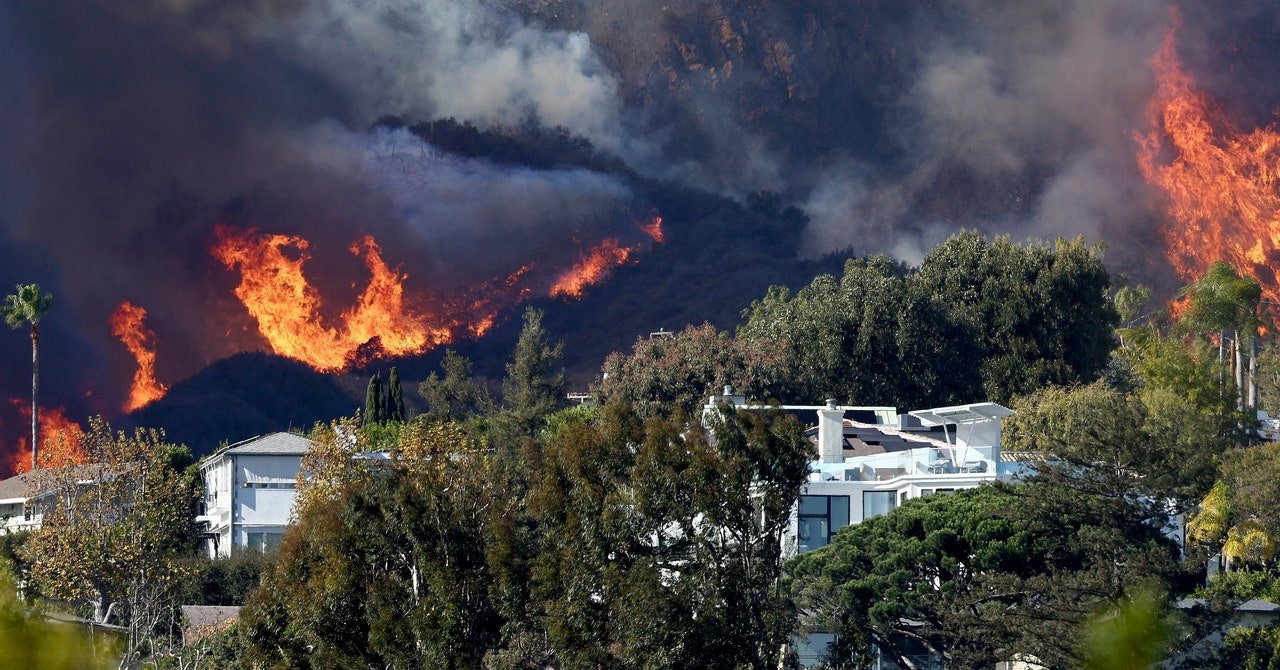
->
[863,491,897,520]
[797,495,850,553]
[246,531,283,553]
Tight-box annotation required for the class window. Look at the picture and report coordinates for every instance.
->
[863,491,897,520]
[245,532,283,553]
[797,495,850,553]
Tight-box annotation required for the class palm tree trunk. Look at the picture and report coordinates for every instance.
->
[30,325,38,471]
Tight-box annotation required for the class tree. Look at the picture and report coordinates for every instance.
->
[528,403,811,669]
[2,284,52,471]
[1004,381,1223,510]
[22,419,197,665]
[388,367,405,422]
[364,372,384,426]
[419,350,491,422]
[595,323,790,418]
[240,418,517,669]
[786,484,1184,669]
[1179,262,1263,413]
[0,559,113,669]
[914,232,1118,402]
[502,307,567,436]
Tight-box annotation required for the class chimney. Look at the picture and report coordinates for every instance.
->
[817,399,845,464]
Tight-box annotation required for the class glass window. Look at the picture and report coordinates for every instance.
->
[863,491,897,520]
[797,495,850,553]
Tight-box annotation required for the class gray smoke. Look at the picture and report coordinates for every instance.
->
[800,0,1178,262]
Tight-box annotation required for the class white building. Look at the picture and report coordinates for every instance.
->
[197,432,313,557]
[0,464,110,535]
[787,400,1016,556]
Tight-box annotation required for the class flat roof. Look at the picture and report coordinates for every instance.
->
[910,402,1014,426]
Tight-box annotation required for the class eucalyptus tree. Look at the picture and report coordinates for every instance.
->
[1179,261,1263,412]
[2,284,52,471]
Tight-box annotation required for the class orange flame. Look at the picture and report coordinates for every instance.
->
[211,225,535,371]
[110,301,169,412]
[549,239,635,299]
[6,401,85,476]
[639,215,665,244]
[1136,8,1280,306]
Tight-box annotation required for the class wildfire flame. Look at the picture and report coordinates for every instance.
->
[549,239,635,299]
[110,301,169,412]
[1137,8,1280,306]
[5,401,85,476]
[212,225,539,371]
[639,215,665,244]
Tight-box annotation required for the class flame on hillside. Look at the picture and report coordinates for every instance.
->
[211,225,548,371]
[549,239,634,299]
[639,215,665,244]
[5,401,85,476]
[1137,8,1280,306]
[110,301,168,412]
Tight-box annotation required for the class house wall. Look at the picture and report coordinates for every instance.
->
[201,452,304,557]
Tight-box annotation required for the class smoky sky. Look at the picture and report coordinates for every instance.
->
[0,0,1276,418]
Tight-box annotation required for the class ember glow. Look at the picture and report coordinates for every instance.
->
[5,401,86,476]
[1137,9,1280,304]
[211,225,540,372]
[549,239,635,299]
[110,301,169,412]
[639,216,665,244]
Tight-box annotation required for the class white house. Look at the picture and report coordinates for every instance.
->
[197,432,313,557]
[0,464,111,534]
[787,400,1016,556]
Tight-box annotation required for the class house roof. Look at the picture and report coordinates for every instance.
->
[805,419,952,457]
[0,464,111,504]
[910,402,1014,426]
[1178,598,1280,613]
[216,432,314,457]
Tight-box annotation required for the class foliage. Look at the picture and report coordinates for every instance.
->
[595,323,790,418]
[1214,624,1280,670]
[0,558,115,669]
[176,551,273,607]
[364,372,385,426]
[3,283,53,472]
[387,366,406,422]
[786,483,1184,669]
[1190,443,1280,568]
[21,419,198,665]
[242,418,516,669]
[528,403,811,669]
[1079,583,1173,670]
[739,232,1117,408]
[502,307,568,436]
[1004,381,1223,509]
[420,349,492,422]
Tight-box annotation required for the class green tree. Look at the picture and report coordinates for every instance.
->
[1004,381,1223,509]
[1179,261,1263,413]
[388,366,406,422]
[528,403,811,669]
[0,559,114,669]
[2,284,52,471]
[419,350,491,422]
[22,419,197,665]
[914,232,1118,402]
[595,323,790,418]
[240,418,516,669]
[364,372,384,425]
[1189,443,1280,569]
[786,484,1183,669]
[503,307,567,436]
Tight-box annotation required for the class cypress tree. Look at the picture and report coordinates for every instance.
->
[364,373,383,426]
[389,367,405,422]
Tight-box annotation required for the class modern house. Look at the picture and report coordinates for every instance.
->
[788,400,1016,555]
[196,432,313,557]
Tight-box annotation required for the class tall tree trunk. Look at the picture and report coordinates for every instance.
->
[30,325,38,471]
[1250,332,1259,412]
[1235,329,1245,412]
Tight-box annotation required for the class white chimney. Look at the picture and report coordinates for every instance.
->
[817,399,846,464]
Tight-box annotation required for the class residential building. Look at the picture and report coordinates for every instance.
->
[0,464,111,534]
[197,432,313,557]
[787,400,1016,556]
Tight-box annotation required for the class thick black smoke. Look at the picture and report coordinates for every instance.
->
[0,0,1278,428]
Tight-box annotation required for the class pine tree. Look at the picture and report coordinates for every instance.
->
[388,367,405,422]
[503,307,568,435]
[364,373,384,426]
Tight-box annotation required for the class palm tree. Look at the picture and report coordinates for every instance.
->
[3,284,52,471]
